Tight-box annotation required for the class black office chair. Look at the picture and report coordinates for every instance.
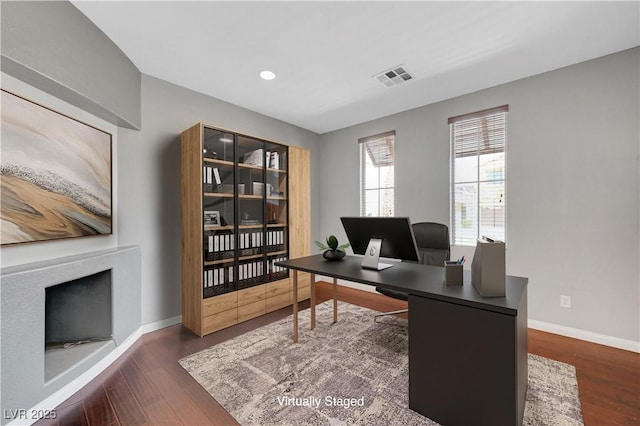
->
[374,222,450,322]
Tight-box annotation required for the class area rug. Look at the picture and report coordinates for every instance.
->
[180,301,583,425]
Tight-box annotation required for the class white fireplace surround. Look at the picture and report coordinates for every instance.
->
[1,246,142,424]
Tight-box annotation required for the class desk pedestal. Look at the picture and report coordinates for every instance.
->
[408,292,528,426]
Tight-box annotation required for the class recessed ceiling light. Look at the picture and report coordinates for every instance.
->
[259,70,276,80]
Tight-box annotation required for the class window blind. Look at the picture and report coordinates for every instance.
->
[450,106,507,245]
[359,131,395,217]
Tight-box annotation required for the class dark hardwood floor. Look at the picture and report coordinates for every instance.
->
[36,282,639,426]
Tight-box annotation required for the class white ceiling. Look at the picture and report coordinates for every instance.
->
[71,1,639,134]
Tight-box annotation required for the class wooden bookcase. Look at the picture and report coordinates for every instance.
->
[181,123,310,336]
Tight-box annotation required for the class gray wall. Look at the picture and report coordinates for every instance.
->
[318,48,640,344]
[1,1,141,129]
[2,0,636,346]
[117,75,320,324]
[0,0,321,327]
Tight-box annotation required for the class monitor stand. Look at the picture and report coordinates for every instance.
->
[361,238,394,270]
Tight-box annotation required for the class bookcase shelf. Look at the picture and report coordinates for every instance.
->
[204,192,234,198]
[267,167,287,173]
[204,158,235,167]
[181,123,310,337]
[238,163,263,171]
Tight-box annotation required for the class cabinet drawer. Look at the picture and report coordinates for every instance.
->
[266,279,290,297]
[202,292,238,317]
[238,299,266,322]
[202,309,237,335]
[266,291,290,313]
[238,285,265,306]
[293,284,311,302]
[290,271,310,288]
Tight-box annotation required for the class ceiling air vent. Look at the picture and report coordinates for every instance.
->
[373,65,413,88]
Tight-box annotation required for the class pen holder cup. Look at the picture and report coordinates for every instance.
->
[444,262,463,286]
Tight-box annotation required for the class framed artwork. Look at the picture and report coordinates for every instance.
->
[1,89,112,245]
[204,211,221,227]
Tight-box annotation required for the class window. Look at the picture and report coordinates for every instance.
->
[359,131,395,216]
[450,106,508,246]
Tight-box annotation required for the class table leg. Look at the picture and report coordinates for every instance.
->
[293,270,298,343]
[310,273,316,330]
[333,277,338,323]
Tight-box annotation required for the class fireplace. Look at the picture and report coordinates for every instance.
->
[1,246,141,422]
[45,270,113,381]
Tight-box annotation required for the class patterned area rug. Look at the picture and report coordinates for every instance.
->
[180,301,583,425]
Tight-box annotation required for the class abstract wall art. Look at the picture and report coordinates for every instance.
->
[1,90,112,245]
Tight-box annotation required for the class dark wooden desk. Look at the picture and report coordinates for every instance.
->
[277,255,528,426]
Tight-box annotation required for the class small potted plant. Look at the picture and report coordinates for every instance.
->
[315,235,349,261]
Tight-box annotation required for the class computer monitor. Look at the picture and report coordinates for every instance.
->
[340,217,420,270]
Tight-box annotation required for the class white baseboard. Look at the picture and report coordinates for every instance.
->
[10,316,183,426]
[528,320,640,353]
[321,277,640,354]
[139,314,182,334]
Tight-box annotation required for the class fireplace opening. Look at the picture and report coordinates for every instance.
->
[44,269,113,381]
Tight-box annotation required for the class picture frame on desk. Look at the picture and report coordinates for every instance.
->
[204,210,221,227]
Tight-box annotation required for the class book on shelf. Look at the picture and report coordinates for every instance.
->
[267,151,279,169]
[266,151,286,170]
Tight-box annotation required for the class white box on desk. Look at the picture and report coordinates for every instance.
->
[471,238,505,297]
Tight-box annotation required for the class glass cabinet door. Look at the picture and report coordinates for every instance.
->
[237,135,266,288]
[265,142,289,282]
[200,128,289,295]
[202,128,236,297]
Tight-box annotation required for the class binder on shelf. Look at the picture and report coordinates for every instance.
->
[204,231,236,261]
[204,264,237,297]
[203,166,223,191]
[265,229,285,252]
[234,259,269,288]
[267,255,288,280]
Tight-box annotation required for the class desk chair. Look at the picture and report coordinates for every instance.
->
[374,222,450,322]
